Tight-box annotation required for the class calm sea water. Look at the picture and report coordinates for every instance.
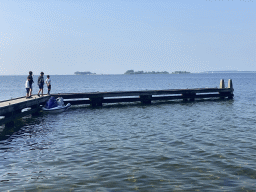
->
[0,73,256,191]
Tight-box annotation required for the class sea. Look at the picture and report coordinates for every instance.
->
[0,73,256,191]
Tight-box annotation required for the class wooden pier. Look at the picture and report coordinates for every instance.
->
[0,79,234,125]
[52,79,234,106]
[0,95,50,125]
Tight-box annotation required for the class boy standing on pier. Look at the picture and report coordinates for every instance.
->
[25,76,30,99]
[37,72,44,97]
[45,75,51,95]
[28,71,34,97]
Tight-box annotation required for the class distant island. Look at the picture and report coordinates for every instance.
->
[124,70,191,75]
[124,70,169,75]
[74,70,193,75]
[74,71,96,75]
[171,71,190,74]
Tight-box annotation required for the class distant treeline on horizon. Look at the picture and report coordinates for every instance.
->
[74,70,191,75]
[74,71,96,75]
[124,70,169,74]
[124,70,190,74]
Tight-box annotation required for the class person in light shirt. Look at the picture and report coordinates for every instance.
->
[45,75,51,95]
[25,76,30,99]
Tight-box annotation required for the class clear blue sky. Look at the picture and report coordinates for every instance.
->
[0,0,255,75]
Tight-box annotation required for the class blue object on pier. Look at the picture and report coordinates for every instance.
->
[44,96,58,109]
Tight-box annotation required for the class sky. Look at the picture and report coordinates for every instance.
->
[0,0,255,75]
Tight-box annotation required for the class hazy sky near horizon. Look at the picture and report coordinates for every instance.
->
[0,0,255,75]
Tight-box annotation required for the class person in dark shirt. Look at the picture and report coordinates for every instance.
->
[37,72,44,97]
[27,71,34,97]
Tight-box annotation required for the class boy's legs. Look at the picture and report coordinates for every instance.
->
[26,88,30,98]
[38,87,41,96]
[29,87,32,96]
[38,84,44,96]
[48,85,51,94]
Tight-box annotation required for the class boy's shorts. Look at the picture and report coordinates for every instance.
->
[26,88,30,94]
[39,84,44,89]
[48,85,51,90]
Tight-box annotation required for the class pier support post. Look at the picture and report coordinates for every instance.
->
[227,94,234,99]
[30,105,41,116]
[228,79,233,89]
[90,97,103,107]
[218,92,226,99]
[227,79,234,99]
[140,95,152,104]
[3,111,16,127]
[220,79,225,88]
[182,93,196,102]
[182,94,188,102]
[4,112,14,118]
[5,121,14,128]
[189,93,196,101]
[219,79,225,99]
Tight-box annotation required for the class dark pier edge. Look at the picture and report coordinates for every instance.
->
[0,79,234,130]
[53,79,234,107]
